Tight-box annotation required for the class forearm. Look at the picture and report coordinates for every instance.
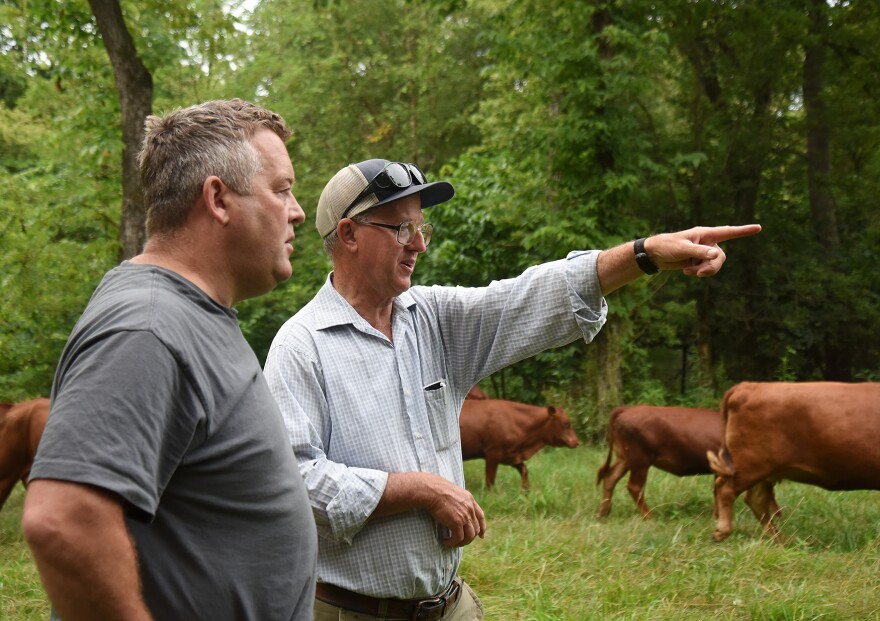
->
[372,471,437,517]
[596,239,646,295]
[373,472,486,547]
[22,480,153,621]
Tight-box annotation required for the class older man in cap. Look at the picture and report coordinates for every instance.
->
[264,158,760,620]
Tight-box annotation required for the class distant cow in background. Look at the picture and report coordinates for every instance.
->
[708,381,880,541]
[466,385,489,400]
[595,405,766,519]
[460,398,581,490]
[1,397,50,510]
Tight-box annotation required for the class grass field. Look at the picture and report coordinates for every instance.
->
[2,445,879,620]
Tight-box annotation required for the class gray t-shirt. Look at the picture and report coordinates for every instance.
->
[32,263,317,620]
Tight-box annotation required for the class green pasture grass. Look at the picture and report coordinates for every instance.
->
[0,487,48,621]
[2,447,880,620]
[461,445,880,620]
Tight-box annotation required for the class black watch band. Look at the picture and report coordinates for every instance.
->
[633,237,659,275]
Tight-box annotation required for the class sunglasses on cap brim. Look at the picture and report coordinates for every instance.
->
[342,161,427,218]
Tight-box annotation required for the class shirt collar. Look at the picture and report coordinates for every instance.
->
[310,272,418,332]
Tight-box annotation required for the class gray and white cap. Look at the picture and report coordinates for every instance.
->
[316,158,454,238]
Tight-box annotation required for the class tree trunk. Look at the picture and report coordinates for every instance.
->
[804,0,848,380]
[803,0,839,252]
[87,0,153,260]
[587,315,623,420]
[695,288,715,389]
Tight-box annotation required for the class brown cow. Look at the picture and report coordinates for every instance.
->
[465,385,489,400]
[595,405,754,519]
[460,398,581,489]
[0,397,50,510]
[708,381,880,541]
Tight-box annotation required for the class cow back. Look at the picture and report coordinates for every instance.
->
[724,382,880,490]
[608,405,721,476]
[460,399,579,462]
[465,386,489,400]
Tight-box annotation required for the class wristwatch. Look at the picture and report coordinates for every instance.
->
[633,237,659,275]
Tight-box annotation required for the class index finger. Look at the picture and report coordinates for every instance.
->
[697,224,762,245]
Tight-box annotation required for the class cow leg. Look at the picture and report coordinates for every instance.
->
[712,476,739,541]
[510,463,529,490]
[597,459,629,518]
[744,480,783,541]
[767,483,781,520]
[0,475,18,511]
[484,460,498,490]
[626,466,651,518]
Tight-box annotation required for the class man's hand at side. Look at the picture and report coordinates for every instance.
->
[374,472,487,547]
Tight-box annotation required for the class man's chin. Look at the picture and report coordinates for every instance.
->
[262,266,293,293]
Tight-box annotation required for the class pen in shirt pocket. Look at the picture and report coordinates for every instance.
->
[423,378,446,391]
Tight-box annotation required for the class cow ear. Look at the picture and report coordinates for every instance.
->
[548,406,558,418]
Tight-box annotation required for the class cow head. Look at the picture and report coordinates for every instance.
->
[546,406,581,448]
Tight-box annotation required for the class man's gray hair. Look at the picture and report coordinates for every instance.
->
[138,99,291,237]
[323,212,370,256]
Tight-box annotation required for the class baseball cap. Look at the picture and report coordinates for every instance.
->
[316,158,455,238]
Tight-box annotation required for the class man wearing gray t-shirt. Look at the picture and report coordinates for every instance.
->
[23,99,317,621]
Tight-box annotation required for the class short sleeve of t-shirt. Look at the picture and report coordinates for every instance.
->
[32,330,204,519]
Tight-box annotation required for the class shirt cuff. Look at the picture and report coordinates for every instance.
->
[565,250,608,343]
[324,468,388,545]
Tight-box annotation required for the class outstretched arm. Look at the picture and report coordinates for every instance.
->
[597,224,762,295]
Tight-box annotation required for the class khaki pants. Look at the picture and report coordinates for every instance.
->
[313,579,484,621]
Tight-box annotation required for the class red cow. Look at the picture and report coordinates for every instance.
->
[594,405,755,519]
[460,398,581,489]
[466,385,489,400]
[708,382,880,541]
[0,397,50,509]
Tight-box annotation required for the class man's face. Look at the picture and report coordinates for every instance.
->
[229,128,305,300]
[354,195,427,300]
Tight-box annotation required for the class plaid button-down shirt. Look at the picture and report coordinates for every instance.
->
[263,250,607,599]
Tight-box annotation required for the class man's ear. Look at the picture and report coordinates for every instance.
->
[337,218,359,248]
[203,176,231,225]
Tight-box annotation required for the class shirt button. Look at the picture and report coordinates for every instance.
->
[414,432,423,439]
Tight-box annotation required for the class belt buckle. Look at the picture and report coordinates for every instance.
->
[412,595,446,621]
[412,579,460,621]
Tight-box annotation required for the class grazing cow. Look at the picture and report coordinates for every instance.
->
[595,405,753,519]
[466,385,489,400]
[460,398,581,489]
[0,397,50,509]
[707,381,880,541]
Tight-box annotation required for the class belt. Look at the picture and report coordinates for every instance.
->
[315,578,462,621]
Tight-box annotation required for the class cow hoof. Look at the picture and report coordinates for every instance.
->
[712,530,730,542]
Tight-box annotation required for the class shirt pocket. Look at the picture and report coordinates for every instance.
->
[424,381,456,452]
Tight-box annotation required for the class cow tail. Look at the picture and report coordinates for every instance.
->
[706,449,734,477]
[596,406,622,485]
[707,387,737,478]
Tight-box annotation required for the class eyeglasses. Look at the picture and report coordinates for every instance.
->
[342,161,427,218]
[361,220,434,246]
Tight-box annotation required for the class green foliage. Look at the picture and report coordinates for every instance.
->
[2,0,880,407]
[0,76,119,399]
